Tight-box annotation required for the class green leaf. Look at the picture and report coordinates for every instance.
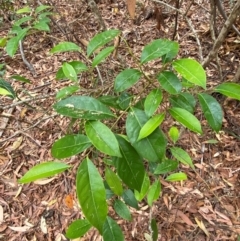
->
[0,38,7,47]
[35,5,51,14]
[134,173,150,201]
[87,29,120,57]
[85,121,121,157]
[165,172,187,182]
[162,41,179,63]
[16,6,31,14]
[157,71,182,94]
[19,161,70,183]
[169,107,202,134]
[122,189,139,209]
[147,180,161,206]
[51,134,92,159]
[53,96,115,120]
[154,159,178,174]
[144,88,163,117]
[103,216,124,241]
[214,82,240,101]
[151,219,158,241]
[170,93,196,114]
[170,147,195,169]
[172,58,206,89]
[114,69,142,92]
[104,181,115,199]
[168,126,179,144]
[114,199,132,221]
[126,108,167,162]
[98,95,121,109]
[92,46,114,67]
[56,85,80,100]
[11,75,31,83]
[13,16,33,26]
[114,135,145,192]
[118,92,133,110]
[6,28,29,57]
[138,113,165,141]
[50,42,80,53]
[33,21,50,31]
[105,167,123,196]
[76,158,107,234]
[198,93,223,132]
[62,62,77,81]
[66,219,92,239]
[0,79,15,98]
[141,39,179,64]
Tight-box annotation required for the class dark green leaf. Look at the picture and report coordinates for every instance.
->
[103,216,124,241]
[11,75,31,83]
[122,189,139,210]
[118,92,133,110]
[0,79,16,98]
[154,159,178,174]
[151,219,158,241]
[114,199,132,221]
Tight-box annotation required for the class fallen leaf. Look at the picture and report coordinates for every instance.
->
[127,0,136,19]
[65,194,74,209]
[195,217,209,237]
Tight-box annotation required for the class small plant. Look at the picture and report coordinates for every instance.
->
[19,30,240,240]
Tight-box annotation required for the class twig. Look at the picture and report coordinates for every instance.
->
[172,0,180,40]
[232,65,240,82]
[19,40,36,77]
[0,107,14,138]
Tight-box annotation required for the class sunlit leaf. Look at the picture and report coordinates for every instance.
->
[50,42,80,53]
[66,219,92,239]
[214,82,240,101]
[165,172,187,182]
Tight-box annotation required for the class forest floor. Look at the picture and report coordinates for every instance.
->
[0,0,240,240]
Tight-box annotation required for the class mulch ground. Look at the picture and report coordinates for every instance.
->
[0,0,240,240]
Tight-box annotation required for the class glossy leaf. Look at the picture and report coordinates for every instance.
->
[138,113,165,141]
[154,159,178,174]
[170,147,195,169]
[0,79,15,98]
[87,29,120,57]
[126,108,167,162]
[144,88,163,117]
[214,82,240,101]
[66,219,92,239]
[169,107,202,134]
[198,93,223,132]
[165,172,187,182]
[19,161,70,183]
[85,121,121,157]
[92,46,114,67]
[105,167,123,196]
[122,189,139,209]
[62,62,77,81]
[172,58,206,89]
[114,69,142,92]
[151,219,158,241]
[103,216,124,241]
[76,158,107,234]
[157,71,182,94]
[168,126,179,144]
[141,39,178,64]
[56,85,79,100]
[53,96,115,120]
[134,173,150,201]
[50,41,80,53]
[147,180,161,206]
[114,199,132,221]
[114,135,145,192]
[51,134,92,159]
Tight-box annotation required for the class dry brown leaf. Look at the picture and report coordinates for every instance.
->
[9,136,23,151]
[170,209,195,227]
[0,205,3,224]
[127,0,136,19]
[195,217,209,237]
[8,226,31,232]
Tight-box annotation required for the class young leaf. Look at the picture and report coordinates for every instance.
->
[0,38,7,47]
[147,180,161,206]
[92,46,115,67]
[103,216,124,241]
[138,113,165,141]
[141,39,178,64]
[105,167,123,196]
[170,147,195,169]
[76,158,107,234]
[0,88,12,97]
[154,159,178,174]
[56,85,80,100]
[134,173,150,201]
[16,6,31,14]
[144,88,163,117]
[51,134,92,159]
[50,42,80,53]
[165,172,187,182]
[122,189,139,210]
[85,120,121,157]
[66,219,92,239]
[62,62,77,81]
[87,29,120,57]
[19,161,70,183]
[172,58,206,89]
[114,135,145,192]
[168,126,179,144]
[114,69,142,92]
[157,71,182,94]
[214,82,240,101]
[169,107,202,134]
[198,93,223,132]
[53,96,115,120]
[114,199,132,221]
